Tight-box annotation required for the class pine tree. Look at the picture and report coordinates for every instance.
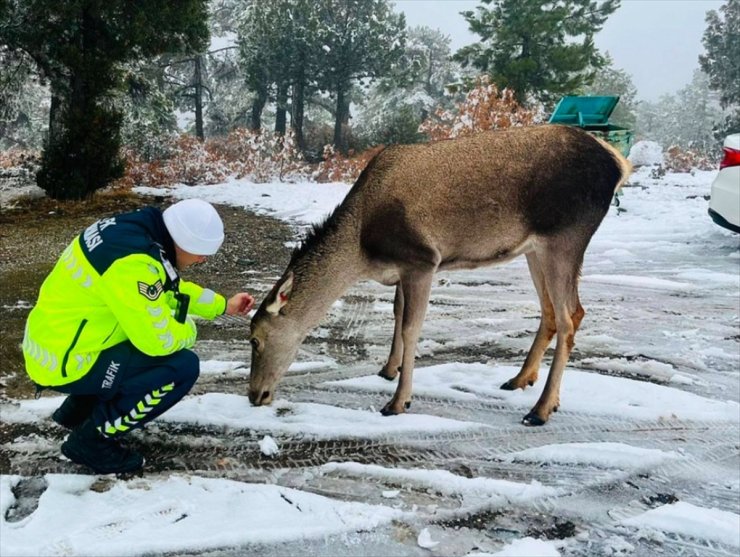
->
[0,47,49,149]
[0,0,208,200]
[237,1,405,154]
[699,0,740,135]
[676,70,725,153]
[315,0,406,153]
[117,60,179,161]
[169,0,245,139]
[238,2,315,139]
[202,46,250,137]
[635,70,723,155]
[455,0,619,106]
[238,0,324,145]
[356,26,461,147]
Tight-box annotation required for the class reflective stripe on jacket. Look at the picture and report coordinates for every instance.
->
[23,208,226,387]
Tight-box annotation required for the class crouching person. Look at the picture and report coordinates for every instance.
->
[23,199,254,474]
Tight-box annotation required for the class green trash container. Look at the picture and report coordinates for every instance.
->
[548,95,634,157]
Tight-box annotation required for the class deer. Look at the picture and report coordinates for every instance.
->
[247,124,631,425]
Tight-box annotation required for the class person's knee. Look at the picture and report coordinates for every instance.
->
[175,349,200,387]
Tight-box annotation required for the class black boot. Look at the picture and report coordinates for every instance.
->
[52,395,97,429]
[61,419,144,474]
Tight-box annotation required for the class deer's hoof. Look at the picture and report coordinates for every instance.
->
[378,366,399,381]
[522,412,547,426]
[380,400,410,416]
[500,379,518,391]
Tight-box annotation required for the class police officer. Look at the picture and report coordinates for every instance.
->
[23,199,254,474]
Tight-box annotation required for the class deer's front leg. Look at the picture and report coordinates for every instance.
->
[381,271,434,416]
[379,284,404,381]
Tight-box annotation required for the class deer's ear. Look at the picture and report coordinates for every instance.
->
[265,272,294,316]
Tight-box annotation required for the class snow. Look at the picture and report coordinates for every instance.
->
[469,537,561,556]
[258,435,279,456]
[135,178,351,228]
[198,358,336,377]
[1,394,489,439]
[3,163,739,555]
[209,32,237,51]
[0,474,403,557]
[417,527,440,549]
[504,442,681,470]
[623,501,740,548]
[6,361,737,438]
[324,363,739,422]
[321,462,557,503]
[628,140,663,166]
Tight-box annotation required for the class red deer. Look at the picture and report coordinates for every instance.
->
[248,125,631,425]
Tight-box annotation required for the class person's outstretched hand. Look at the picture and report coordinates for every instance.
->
[226,292,255,316]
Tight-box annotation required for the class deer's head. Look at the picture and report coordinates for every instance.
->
[248,272,299,406]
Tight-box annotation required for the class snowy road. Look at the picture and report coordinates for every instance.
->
[2,166,739,556]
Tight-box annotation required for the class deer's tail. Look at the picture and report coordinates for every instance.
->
[593,137,633,194]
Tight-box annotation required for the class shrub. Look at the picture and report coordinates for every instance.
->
[663,145,717,173]
[313,144,384,183]
[0,149,41,195]
[419,77,540,141]
[0,149,40,170]
[114,128,310,189]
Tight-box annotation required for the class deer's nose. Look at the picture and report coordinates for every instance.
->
[249,389,272,406]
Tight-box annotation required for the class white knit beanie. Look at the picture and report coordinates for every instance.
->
[162,199,224,255]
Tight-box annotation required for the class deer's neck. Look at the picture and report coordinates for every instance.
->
[288,218,365,333]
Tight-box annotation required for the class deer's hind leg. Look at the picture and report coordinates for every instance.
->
[379,285,404,381]
[501,252,556,391]
[522,235,588,426]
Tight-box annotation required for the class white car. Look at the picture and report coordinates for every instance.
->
[709,133,740,233]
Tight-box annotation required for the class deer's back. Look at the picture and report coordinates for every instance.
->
[349,125,623,269]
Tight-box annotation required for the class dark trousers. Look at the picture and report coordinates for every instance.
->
[54,341,199,437]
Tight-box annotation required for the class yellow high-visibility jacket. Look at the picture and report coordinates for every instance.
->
[23,207,226,387]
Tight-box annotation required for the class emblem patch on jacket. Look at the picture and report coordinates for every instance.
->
[138,280,164,301]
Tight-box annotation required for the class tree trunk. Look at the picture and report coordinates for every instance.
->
[291,78,306,151]
[275,83,288,135]
[333,85,350,154]
[425,48,434,95]
[250,86,267,131]
[515,36,531,106]
[47,91,64,147]
[193,56,204,140]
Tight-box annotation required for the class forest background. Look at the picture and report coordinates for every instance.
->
[0,0,738,201]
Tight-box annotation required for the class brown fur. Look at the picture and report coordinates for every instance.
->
[249,124,631,425]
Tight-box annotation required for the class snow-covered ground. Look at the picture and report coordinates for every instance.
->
[2,164,738,556]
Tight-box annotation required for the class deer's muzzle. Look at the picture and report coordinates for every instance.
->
[248,388,273,406]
